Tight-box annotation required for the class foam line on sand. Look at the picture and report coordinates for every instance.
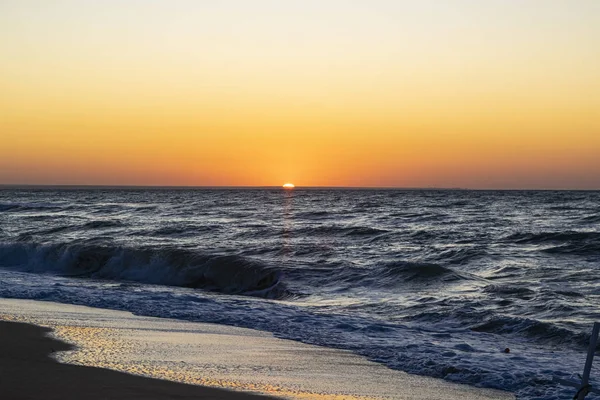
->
[0,298,514,400]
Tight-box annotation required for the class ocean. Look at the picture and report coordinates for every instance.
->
[1,188,599,399]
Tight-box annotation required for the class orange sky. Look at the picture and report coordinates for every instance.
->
[1,1,599,188]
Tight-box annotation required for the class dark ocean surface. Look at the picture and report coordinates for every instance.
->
[1,188,599,399]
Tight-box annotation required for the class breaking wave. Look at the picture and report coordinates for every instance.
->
[2,188,600,400]
[0,241,289,299]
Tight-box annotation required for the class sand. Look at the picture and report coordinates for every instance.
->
[0,299,514,400]
[0,320,274,400]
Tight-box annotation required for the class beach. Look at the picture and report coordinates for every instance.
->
[0,320,273,400]
[0,298,513,400]
[2,0,598,398]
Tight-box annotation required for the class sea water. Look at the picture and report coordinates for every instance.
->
[1,188,599,399]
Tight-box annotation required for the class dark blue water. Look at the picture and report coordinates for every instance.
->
[1,188,599,399]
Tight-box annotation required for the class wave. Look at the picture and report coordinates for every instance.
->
[83,220,126,229]
[296,225,389,237]
[391,212,445,222]
[427,247,486,265]
[483,284,536,299]
[380,261,467,283]
[506,231,600,244]
[294,210,332,219]
[426,200,471,208]
[542,242,600,255]
[35,225,75,235]
[408,230,438,240]
[0,202,64,212]
[24,220,126,236]
[133,205,158,212]
[579,214,600,223]
[471,316,591,349]
[0,241,289,299]
[316,261,469,292]
[0,203,19,212]
[506,231,600,255]
[142,224,217,237]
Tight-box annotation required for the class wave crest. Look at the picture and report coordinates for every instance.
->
[471,316,591,348]
[506,231,600,244]
[0,202,63,212]
[294,225,390,237]
[380,261,466,283]
[506,231,600,255]
[0,241,289,299]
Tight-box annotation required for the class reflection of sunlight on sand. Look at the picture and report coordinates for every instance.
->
[0,300,513,400]
[53,325,379,400]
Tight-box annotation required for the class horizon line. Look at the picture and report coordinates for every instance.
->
[0,184,599,191]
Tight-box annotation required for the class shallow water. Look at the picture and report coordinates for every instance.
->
[1,188,599,399]
[0,298,511,400]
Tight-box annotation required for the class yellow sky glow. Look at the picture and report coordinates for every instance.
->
[1,0,599,188]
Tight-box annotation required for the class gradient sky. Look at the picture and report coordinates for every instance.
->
[1,0,599,188]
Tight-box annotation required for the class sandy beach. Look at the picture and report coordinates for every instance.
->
[0,319,273,400]
[0,299,514,400]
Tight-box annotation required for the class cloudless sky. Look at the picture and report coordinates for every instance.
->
[1,0,599,188]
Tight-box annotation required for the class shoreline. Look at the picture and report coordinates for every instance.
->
[0,298,514,400]
[0,320,274,400]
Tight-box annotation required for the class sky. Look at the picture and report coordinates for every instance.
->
[1,0,599,188]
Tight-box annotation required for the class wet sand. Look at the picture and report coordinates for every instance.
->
[0,299,514,400]
[0,320,273,400]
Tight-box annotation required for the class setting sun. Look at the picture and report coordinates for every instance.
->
[1,2,600,400]
[1,1,598,189]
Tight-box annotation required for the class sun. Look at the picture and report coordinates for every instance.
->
[282,183,295,189]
